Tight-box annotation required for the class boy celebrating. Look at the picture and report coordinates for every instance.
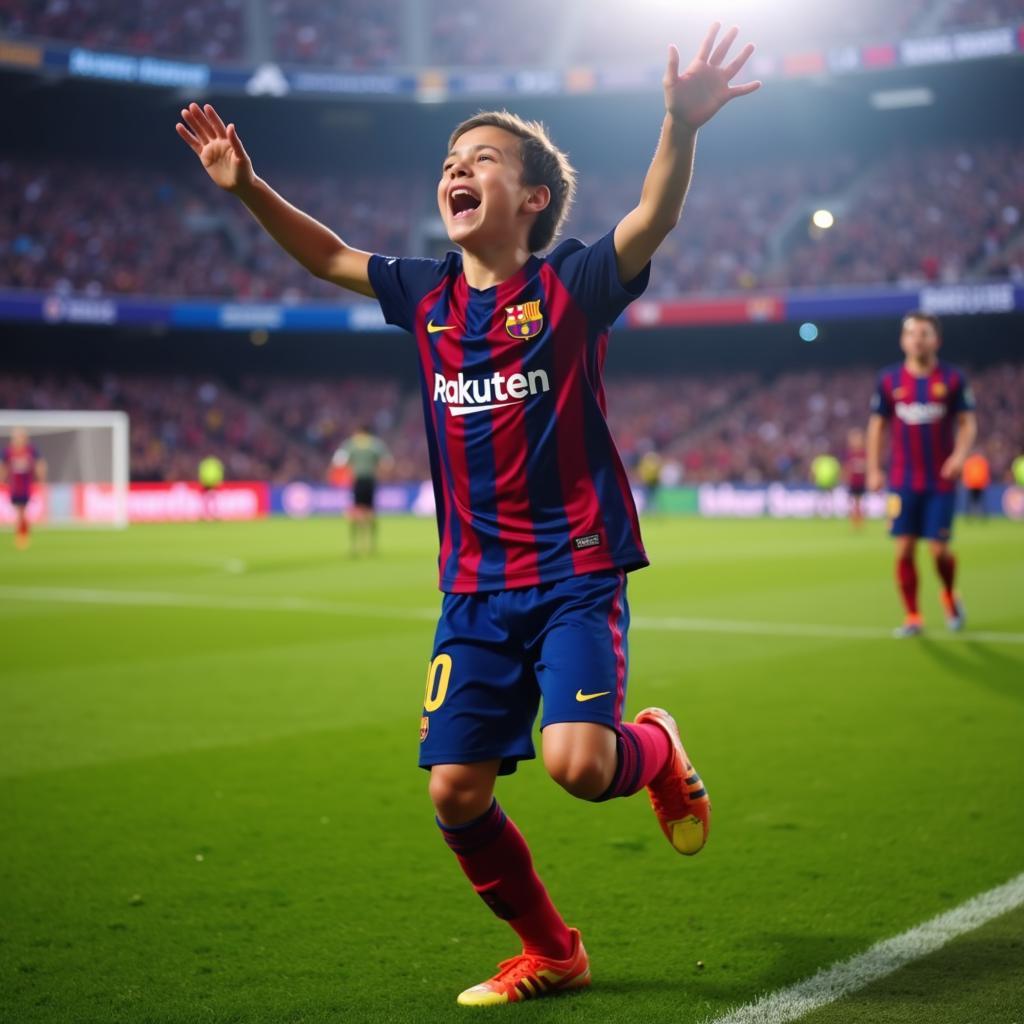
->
[177,22,759,1005]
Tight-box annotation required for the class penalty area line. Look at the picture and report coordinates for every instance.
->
[0,586,1022,645]
[703,871,1024,1024]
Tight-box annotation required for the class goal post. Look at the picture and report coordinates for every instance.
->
[0,410,130,528]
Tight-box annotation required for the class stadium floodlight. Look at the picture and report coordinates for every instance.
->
[0,410,129,528]
[812,209,835,230]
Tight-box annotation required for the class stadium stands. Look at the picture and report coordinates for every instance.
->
[2,0,1019,66]
[3,137,1020,300]
[0,159,414,300]
[268,0,401,69]
[0,0,246,60]
[3,366,1020,486]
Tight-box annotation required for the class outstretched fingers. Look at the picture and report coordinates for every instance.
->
[665,43,680,83]
[203,103,228,136]
[709,25,739,67]
[181,105,211,144]
[175,121,202,154]
[696,21,720,62]
[728,79,762,98]
[725,42,755,80]
[226,124,249,162]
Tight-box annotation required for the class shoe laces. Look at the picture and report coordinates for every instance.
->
[493,952,546,989]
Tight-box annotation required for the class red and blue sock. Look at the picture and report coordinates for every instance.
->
[593,722,672,801]
[896,556,919,617]
[438,800,573,960]
[935,551,957,606]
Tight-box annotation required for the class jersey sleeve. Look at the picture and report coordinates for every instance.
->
[367,255,450,333]
[547,229,651,330]
[951,371,975,413]
[870,374,893,418]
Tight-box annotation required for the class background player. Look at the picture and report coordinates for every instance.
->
[1,427,46,550]
[197,453,224,521]
[176,21,758,1006]
[962,450,991,519]
[844,428,868,528]
[866,312,977,637]
[330,425,392,555]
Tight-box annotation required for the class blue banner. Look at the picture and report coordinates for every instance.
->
[2,23,1020,102]
[3,283,1019,334]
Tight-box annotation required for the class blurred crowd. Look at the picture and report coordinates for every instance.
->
[2,365,1021,487]
[2,134,1021,300]
[2,0,1019,67]
[268,0,401,69]
[0,159,411,300]
[781,142,1024,289]
[0,0,246,61]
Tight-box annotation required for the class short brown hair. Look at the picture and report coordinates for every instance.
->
[448,110,577,253]
[903,311,942,336]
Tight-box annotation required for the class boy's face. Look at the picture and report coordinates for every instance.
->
[900,317,940,363]
[438,125,548,252]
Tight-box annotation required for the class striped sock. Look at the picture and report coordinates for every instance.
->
[438,800,573,960]
[593,722,672,801]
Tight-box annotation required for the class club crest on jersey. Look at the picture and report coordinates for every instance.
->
[931,381,947,399]
[505,300,543,340]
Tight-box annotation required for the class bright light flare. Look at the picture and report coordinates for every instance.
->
[812,209,835,230]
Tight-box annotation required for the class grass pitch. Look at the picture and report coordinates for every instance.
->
[1,516,1022,1024]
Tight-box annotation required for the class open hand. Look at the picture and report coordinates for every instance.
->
[665,23,760,129]
[175,102,254,194]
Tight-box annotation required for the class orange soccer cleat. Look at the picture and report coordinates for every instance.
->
[634,707,711,855]
[893,613,924,638]
[456,928,591,1007]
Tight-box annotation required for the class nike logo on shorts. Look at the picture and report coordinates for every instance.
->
[575,689,611,702]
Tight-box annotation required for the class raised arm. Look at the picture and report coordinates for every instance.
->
[613,23,760,283]
[175,102,375,297]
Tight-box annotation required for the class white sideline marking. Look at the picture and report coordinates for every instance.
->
[0,586,1023,646]
[704,871,1024,1024]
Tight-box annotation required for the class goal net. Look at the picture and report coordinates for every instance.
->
[0,411,130,528]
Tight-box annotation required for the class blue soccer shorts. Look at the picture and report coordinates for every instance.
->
[418,569,630,775]
[888,489,956,541]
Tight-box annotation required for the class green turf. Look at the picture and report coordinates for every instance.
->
[1,517,1022,1023]
[798,904,1024,1024]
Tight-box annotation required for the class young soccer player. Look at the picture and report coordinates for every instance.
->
[177,22,759,1004]
[1,427,45,550]
[866,313,977,638]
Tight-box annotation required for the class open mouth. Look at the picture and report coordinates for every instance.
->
[449,187,481,220]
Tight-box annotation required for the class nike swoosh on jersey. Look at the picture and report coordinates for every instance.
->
[427,320,457,334]
[575,690,611,702]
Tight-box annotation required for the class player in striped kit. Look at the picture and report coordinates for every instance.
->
[867,313,977,637]
[177,21,759,1005]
